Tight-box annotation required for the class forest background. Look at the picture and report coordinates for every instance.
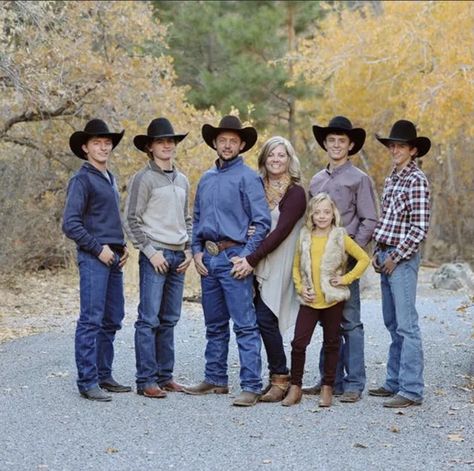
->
[0,0,473,287]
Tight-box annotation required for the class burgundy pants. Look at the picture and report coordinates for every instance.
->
[290,302,344,387]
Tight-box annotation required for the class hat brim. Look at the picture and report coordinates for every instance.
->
[201,124,257,153]
[312,126,366,155]
[375,135,431,158]
[133,133,188,153]
[69,130,124,160]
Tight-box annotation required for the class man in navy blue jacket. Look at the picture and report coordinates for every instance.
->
[63,119,131,402]
[184,116,271,406]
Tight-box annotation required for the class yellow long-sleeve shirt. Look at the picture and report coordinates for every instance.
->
[293,234,370,309]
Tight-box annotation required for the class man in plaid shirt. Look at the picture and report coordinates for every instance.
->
[369,120,431,408]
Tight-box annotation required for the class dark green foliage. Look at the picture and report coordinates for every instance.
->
[152,1,324,131]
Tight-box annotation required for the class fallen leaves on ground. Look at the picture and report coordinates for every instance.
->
[353,443,368,449]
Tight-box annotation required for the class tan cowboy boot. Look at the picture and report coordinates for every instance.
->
[281,385,302,407]
[319,385,333,407]
[260,374,290,403]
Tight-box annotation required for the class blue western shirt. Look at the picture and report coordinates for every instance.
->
[192,156,271,258]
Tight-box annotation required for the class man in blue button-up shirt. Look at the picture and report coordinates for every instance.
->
[184,116,271,407]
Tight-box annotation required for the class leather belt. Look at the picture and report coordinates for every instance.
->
[205,240,239,256]
[109,244,125,256]
[378,243,395,251]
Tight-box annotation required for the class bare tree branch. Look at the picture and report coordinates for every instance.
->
[3,136,75,171]
[0,79,103,137]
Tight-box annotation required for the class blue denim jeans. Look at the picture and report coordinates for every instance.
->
[201,246,262,394]
[379,248,424,402]
[135,250,185,388]
[255,290,288,375]
[75,249,125,393]
[319,259,366,394]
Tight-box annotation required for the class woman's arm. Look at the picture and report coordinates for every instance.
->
[246,185,306,267]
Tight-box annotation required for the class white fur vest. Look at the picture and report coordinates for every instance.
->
[299,226,351,304]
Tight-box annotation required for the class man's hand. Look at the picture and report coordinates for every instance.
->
[98,244,115,266]
[193,252,208,276]
[372,254,382,274]
[118,246,129,268]
[230,256,253,279]
[381,256,397,275]
[150,251,169,274]
[177,251,193,274]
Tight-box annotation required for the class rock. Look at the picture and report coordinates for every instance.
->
[431,263,474,291]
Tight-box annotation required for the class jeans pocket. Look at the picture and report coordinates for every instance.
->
[223,246,242,263]
[113,253,123,271]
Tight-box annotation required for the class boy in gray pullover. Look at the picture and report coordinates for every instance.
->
[124,118,192,399]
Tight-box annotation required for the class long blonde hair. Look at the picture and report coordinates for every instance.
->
[305,192,342,231]
[257,136,301,184]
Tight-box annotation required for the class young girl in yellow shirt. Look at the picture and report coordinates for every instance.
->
[283,193,370,408]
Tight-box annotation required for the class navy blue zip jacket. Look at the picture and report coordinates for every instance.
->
[62,162,125,256]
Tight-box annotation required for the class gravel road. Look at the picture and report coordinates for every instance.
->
[1,290,473,470]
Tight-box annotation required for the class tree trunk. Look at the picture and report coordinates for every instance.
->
[358,149,380,213]
[445,145,463,258]
[286,2,296,144]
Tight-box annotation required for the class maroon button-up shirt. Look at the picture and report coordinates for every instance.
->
[309,161,378,247]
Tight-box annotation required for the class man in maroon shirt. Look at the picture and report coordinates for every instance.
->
[305,116,378,403]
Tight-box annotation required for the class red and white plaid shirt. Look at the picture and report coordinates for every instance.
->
[373,160,430,263]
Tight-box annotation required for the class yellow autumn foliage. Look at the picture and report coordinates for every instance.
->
[0,1,224,270]
[293,0,474,260]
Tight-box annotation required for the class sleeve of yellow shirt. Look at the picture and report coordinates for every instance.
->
[292,246,303,295]
[341,235,370,286]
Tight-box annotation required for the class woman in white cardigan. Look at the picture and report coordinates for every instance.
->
[232,136,306,402]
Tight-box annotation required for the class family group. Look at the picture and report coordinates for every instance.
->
[62,113,430,409]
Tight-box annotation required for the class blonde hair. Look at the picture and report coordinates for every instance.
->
[305,192,342,231]
[257,136,301,184]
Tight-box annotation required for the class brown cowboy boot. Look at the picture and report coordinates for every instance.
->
[260,374,290,403]
[281,385,302,407]
[302,383,321,395]
[319,385,333,407]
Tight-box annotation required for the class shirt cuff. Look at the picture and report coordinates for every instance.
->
[192,244,203,256]
[143,245,158,260]
[91,242,104,257]
[390,250,403,264]
[246,254,258,268]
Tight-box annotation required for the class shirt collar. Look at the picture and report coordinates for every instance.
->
[390,160,416,181]
[149,160,175,175]
[83,161,109,175]
[215,155,243,171]
[325,160,352,175]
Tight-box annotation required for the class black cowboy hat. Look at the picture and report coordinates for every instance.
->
[202,115,257,153]
[69,119,124,160]
[133,117,188,153]
[376,120,431,158]
[312,116,366,156]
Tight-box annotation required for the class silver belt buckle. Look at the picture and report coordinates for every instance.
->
[205,241,219,256]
